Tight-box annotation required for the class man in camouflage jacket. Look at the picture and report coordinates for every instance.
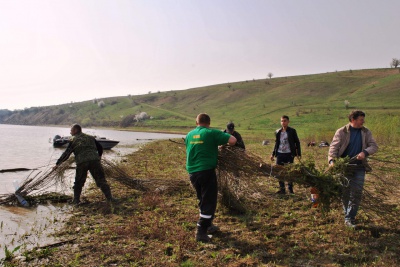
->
[55,124,114,204]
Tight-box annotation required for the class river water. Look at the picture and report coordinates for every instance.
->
[0,124,184,259]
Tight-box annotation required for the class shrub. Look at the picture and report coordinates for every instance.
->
[98,101,105,108]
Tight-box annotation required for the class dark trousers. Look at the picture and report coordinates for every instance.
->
[190,169,218,229]
[74,160,112,201]
[276,153,294,191]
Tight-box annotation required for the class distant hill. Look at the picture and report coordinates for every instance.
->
[2,68,400,139]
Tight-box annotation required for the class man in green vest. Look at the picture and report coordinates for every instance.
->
[186,114,237,242]
[54,124,115,205]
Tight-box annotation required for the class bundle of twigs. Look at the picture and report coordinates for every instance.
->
[101,159,147,191]
[217,146,400,223]
[0,158,74,205]
[0,157,188,206]
[101,158,189,193]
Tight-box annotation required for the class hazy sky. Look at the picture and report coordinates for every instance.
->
[1,0,399,110]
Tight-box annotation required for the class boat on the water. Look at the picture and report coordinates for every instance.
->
[51,135,119,150]
[95,137,120,150]
[52,135,70,148]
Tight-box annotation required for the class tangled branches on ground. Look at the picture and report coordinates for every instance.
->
[217,146,400,223]
[102,158,189,193]
[216,146,344,212]
[0,158,74,205]
[0,157,188,206]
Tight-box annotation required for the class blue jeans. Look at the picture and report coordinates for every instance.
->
[342,166,365,222]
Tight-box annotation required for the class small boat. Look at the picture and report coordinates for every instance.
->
[52,135,71,148]
[51,135,119,150]
[95,137,120,150]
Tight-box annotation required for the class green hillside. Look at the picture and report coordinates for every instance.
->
[2,68,400,142]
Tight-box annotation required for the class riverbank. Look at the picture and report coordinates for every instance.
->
[5,140,400,266]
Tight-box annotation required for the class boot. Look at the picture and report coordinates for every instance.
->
[196,226,211,242]
[207,224,220,234]
[100,184,117,202]
[72,186,82,205]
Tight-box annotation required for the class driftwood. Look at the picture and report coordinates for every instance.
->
[0,168,35,173]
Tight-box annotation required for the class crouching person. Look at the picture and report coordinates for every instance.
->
[54,124,116,205]
[185,114,237,242]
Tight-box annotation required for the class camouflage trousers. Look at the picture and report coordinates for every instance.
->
[74,160,112,201]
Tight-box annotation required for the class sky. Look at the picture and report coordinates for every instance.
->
[1,0,399,110]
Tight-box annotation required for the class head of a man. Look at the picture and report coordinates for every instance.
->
[196,113,211,127]
[349,110,365,128]
[70,124,82,136]
[226,122,235,134]
[280,115,290,129]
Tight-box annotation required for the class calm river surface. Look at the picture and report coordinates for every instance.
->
[0,124,184,258]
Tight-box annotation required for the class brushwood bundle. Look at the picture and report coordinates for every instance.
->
[216,146,400,223]
[0,158,75,205]
[0,157,188,206]
[216,146,344,212]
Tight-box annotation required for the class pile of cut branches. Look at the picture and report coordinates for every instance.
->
[216,146,344,212]
[217,146,400,224]
[0,159,73,205]
[0,157,188,206]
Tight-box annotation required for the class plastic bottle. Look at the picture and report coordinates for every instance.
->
[13,180,29,207]
[13,180,20,191]
[15,193,29,207]
[310,187,319,208]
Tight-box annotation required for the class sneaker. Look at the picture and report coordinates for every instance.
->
[345,220,356,229]
[207,224,220,234]
[276,189,286,195]
[196,227,211,242]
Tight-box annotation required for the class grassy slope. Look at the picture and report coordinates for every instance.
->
[3,68,400,141]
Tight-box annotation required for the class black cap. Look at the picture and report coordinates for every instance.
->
[226,122,235,132]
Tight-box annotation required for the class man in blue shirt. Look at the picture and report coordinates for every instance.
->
[329,110,378,228]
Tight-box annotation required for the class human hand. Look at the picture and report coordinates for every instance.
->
[270,155,274,161]
[356,152,366,160]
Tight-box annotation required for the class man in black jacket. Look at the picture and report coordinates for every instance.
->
[224,122,245,149]
[270,116,301,194]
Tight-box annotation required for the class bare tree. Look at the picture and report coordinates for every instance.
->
[390,58,400,68]
[268,72,273,79]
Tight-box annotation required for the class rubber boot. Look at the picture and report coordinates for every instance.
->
[72,186,82,205]
[196,226,210,242]
[288,183,294,194]
[100,184,112,200]
[101,184,118,203]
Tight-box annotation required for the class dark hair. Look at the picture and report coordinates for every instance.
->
[197,113,210,124]
[348,110,365,122]
[281,115,289,121]
[71,124,82,133]
[227,122,235,130]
